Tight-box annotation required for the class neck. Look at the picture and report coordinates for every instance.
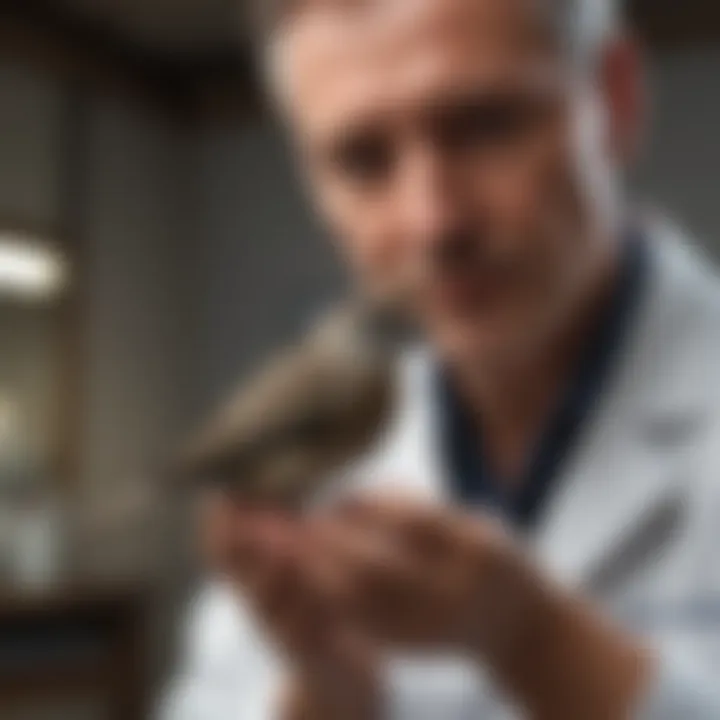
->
[449,238,621,484]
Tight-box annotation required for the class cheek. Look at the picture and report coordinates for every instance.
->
[458,130,590,323]
[316,177,411,289]
[469,125,584,249]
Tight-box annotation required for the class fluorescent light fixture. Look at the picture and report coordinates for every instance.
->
[0,231,68,301]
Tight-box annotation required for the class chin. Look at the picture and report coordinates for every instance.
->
[435,307,548,370]
[437,319,511,366]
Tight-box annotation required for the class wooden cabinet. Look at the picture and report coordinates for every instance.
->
[0,586,148,720]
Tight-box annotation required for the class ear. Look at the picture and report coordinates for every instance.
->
[599,33,646,164]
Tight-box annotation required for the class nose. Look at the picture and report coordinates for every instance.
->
[396,144,469,250]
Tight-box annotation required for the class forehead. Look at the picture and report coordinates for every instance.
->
[273,0,556,137]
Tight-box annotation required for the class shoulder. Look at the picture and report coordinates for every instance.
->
[642,220,720,403]
[650,217,720,335]
[649,221,720,455]
[654,228,720,536]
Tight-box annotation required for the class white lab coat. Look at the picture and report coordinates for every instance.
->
[162,220,720,719]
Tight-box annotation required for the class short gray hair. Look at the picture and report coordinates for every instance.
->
[250,0,622,63]
[556,0,622,61]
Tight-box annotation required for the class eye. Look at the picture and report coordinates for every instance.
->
[330,131,394,186]
[434,93,548,152]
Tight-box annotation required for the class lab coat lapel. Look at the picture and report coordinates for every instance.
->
[534,225,713,590]
[376,220,716,591]
[533,387,700,592]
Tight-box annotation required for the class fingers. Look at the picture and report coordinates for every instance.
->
[333,491,507,558]
[310,495,511,649]
[310,515,415,608]
[308,514,438,647]
[252,555,333,657]
[331,492,461,559]
[198,490,248,573]
[201,490,498,654]
[200,493,387,689]
[199,490,295,579]
[336,492,441,527]
[228,506,421,652]
[228,513,350,659]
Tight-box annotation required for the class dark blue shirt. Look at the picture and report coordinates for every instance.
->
[436,234,648,529]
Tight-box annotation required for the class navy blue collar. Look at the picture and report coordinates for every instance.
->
[436,233,649,529]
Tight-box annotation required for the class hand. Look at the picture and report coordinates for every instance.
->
[200,492,381,720]
[202,491,651,720]
[309,494,535,661]
[311,494,652,720]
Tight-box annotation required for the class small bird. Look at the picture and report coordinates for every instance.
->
[177,298,408,507]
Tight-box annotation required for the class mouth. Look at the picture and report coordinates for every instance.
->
[427,262,513,313]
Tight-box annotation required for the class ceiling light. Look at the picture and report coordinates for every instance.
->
[0,231,68,302]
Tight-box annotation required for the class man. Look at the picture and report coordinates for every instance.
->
[163,0,720,717]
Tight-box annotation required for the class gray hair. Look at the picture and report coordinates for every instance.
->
[556,0,622,61]
[251,0,622,64]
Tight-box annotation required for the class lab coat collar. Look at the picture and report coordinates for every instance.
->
[533,219,718,589]
[373,218,719,588]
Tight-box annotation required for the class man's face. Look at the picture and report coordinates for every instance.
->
[276,0,625,364]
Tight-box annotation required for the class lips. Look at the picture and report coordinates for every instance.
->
[428,263,512,313]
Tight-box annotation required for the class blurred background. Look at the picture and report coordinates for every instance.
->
[0,0,718,717]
